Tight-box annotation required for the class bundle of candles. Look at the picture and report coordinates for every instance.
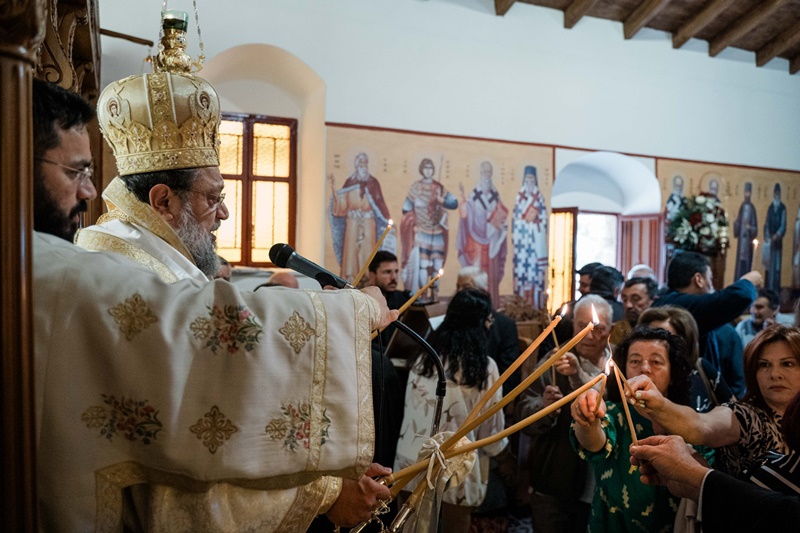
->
[368,306,641,530]
[353,237,640,529]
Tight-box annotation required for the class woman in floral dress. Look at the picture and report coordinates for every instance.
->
[570,327,700,532]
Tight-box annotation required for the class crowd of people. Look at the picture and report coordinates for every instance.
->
[25,21,800,533]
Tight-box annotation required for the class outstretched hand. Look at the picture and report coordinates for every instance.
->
[570,388,606,427]
[629,435,709,501]
[361,286,400,330]
[326,463,393,527]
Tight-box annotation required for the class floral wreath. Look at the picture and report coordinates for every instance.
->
[666,193,729,254]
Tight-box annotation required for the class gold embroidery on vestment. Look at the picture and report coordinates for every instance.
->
[189,405,238,454]
[108,293,159,339]
[279,310,316,354]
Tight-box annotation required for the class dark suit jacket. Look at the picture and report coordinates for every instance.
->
[489,310,519,395]
[701,470,800,532]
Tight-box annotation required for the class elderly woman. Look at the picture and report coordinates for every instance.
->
[639,305,734,412]
[629,324,800,477]
[570,327,700,532]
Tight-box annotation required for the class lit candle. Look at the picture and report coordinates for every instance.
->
[594,359,611,416]
[549,304,566,384]
[465,305,567,425]
[370,269,442,340]
[389,372,606,489]
[423,305,598,466]
[351,219,394,287]
[613,363,639,445]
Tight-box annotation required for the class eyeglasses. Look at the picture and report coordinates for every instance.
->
[36,158,94,184]
[185,188,226,209]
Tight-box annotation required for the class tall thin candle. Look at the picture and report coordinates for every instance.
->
[465,307,566,425]
[613,364,639,445]
[351,220,393,287]
[389,373,606,489]
[370,269,442,340]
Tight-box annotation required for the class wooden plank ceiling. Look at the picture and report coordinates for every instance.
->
[495,0,800,74]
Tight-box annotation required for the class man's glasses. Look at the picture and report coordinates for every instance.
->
[185,189,226,209]
[36,158,94,184]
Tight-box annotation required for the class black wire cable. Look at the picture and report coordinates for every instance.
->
[393,321,447,400]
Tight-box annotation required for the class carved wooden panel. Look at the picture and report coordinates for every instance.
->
[35,0,103,223]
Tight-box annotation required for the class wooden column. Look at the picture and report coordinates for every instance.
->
[0,1,47,531]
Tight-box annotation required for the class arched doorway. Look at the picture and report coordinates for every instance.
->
[548,150,662,309]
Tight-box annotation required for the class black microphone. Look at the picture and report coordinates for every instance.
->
[269,243,354,289]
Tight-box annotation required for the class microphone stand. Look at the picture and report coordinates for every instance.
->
[393,321,446,436]
[351,319,446,533]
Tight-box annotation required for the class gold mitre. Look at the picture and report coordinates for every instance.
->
[97,10,220,176]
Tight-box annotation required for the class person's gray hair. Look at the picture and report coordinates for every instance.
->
[458,266,488,290]
[574,294,612,325]
[627,263,656,280]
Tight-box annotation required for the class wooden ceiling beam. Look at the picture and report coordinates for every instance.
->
[494,0,516,16]
[564,0,600,29]
[756,19,800,66]
[709,0,784,57]
[791,55,800,74]
[624,0,672,39]
[672,0,736,49]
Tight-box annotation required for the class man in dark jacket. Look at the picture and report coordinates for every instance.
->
[653,251,761,398]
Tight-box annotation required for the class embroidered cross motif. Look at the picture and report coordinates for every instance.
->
[189,405,238,454]
[265,401,331,452]
[279,311,316,354]
[190,304,264,354]
[82,394,162,444]
[108,293,158,340]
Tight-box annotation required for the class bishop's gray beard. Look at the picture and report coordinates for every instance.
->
[175,202,220,277]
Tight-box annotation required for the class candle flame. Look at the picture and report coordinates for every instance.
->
[559,304,568,317]
[437,269,444,278]
[590,304,599,325]
[753,238,758,248]
[605,358,613,375]
[388,219,394,227]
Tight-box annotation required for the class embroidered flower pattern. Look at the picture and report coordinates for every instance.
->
[189,405,238,454]
[108,293,158,340]
[82,394,162,444]
[265,401,331,452]
[279,311,316,354]
[190,304,263,354]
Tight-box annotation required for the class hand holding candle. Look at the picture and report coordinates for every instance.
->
[594,359,611,416]
[351,220,393,287]
[370,269,442,340]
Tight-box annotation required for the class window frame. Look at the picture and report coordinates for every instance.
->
[219,112,298,267]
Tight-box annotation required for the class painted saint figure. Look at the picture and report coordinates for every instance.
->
[733,182,758,280]
[457,161,508,307]
[400,158,458,297]
[764,183,787,293]
[329,152,394,282]
[664,175,687,224]
[512,165,548,306]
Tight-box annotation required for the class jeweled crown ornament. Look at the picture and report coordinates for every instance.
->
[97,9,220,176]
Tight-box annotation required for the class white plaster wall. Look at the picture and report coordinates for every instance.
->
[100,0,800,170]
[98,0,800,266]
